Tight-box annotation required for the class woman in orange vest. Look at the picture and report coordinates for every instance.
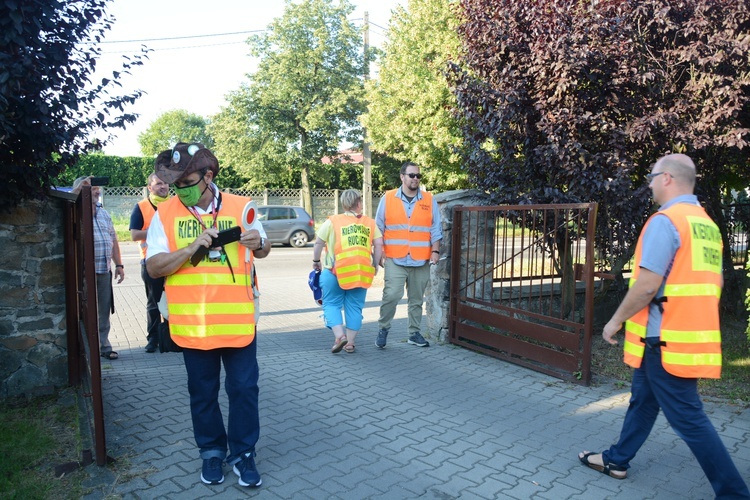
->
[312,189,383,353]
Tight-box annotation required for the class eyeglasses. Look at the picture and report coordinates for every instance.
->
[405,173,422,179]
[646,171,670,181]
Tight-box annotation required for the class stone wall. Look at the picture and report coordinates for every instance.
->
[0,198,68,398]
[425,189,491,342]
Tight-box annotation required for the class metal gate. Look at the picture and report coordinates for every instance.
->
[449,203,598,385]
[50,186,110,466]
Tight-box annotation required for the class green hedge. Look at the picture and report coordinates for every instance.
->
[54,154,155,188]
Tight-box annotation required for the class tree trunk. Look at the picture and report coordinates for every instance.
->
[298,128,314,221]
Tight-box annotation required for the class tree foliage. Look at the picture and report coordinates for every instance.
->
[362,0,467,191]
[209,0,367,218]
[450,0,750,282]
[0,0,147,212]
[137,109,213,157]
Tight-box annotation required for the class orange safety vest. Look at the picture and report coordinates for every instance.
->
[158,193,256,350]
[382,189,433,260]
[329,214,376,289]
[623,203,723,378]
[136,198,157,260]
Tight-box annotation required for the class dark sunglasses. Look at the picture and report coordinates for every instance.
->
[646,171,670,181]
[405,173,422,179]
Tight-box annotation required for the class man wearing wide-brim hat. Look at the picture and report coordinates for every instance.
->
[146,142,270,488]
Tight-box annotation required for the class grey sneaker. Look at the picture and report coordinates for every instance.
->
[408,331,430,347]
[375,328,389,348]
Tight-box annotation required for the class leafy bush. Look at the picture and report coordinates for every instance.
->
[450,0,750,283]
[0,0,147,212]
[56,154,155,188]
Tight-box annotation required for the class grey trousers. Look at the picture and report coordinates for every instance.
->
[96,272,113,354]
[378,259,430,334]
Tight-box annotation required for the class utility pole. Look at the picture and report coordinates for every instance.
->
[362,11,373,216]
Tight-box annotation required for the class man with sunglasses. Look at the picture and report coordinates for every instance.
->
[146,143,270,489]
[578,154,749,498]
[375,162,442,349]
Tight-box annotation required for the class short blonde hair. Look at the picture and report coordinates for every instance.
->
[340,189,362,212]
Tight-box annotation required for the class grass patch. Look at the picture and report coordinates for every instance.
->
[0,388,86,499]
[698,316,750,404]
[590,315,750,405]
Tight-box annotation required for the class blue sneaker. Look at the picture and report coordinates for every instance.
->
[375,328,388,348]
[408,331,430,347]
[200,457,224,485]
[234,452,262,487]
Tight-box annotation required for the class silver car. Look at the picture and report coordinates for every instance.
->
[257,205,316,248]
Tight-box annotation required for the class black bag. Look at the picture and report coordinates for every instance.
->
[158,321,182,353]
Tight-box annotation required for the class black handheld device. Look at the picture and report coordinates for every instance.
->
[90,176,109,186]
[190,226,242,266]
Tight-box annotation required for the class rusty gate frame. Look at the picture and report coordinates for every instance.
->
[50,186,110,466]
[448,203,598,385]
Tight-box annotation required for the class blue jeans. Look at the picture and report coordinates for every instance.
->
[182,339,260,466]
[320,269,367,331]
[604,337,749,499]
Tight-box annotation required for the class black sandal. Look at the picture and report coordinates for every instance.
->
[101,351,119,360]
[579,451,627,479]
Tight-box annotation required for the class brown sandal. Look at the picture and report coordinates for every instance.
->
[331,336,348,353]
[343,344,356,353]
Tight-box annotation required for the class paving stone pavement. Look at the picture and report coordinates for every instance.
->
[81,243,750,499]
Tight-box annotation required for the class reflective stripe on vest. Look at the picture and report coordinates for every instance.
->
[624,203,722,378]
[330,214,376,289]
[382,189,433,260]
[159,193,256,350]
[137,198,156,260]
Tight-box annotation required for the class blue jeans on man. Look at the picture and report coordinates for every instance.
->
[182,339,260,466]
[604,337,749,498]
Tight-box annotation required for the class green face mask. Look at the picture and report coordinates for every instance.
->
[175,179,203,207]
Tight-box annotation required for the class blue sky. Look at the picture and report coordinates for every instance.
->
[96,0,403,157]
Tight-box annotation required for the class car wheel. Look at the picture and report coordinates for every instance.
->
[289,230,309,248]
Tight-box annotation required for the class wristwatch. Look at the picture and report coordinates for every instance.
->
[258,237,265,251]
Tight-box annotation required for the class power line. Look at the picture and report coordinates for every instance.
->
[100,29,266,44]
[369,21,389,32]
[97,17,391,55]
[101,40,249,55]
[99,16,391,45]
